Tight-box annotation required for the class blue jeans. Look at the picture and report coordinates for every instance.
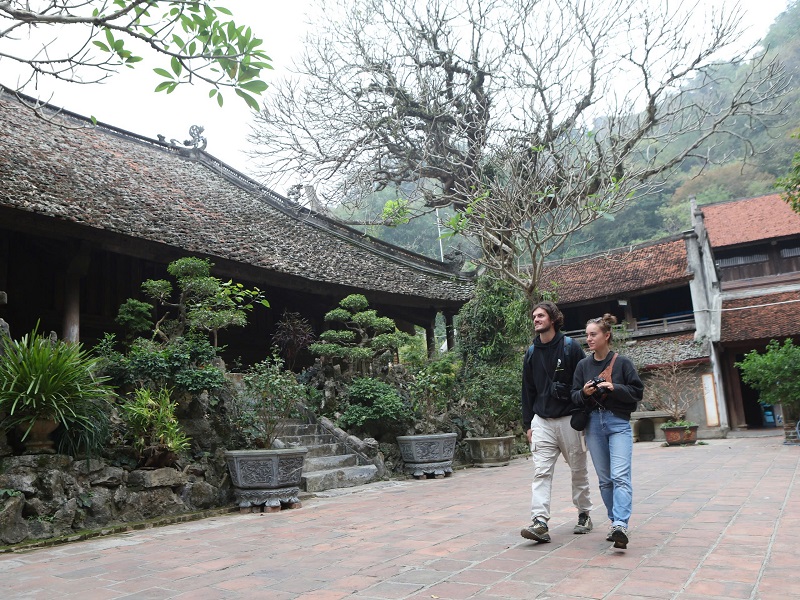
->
[585,409,633,528]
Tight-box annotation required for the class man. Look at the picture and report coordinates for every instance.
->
[520,301,593,543]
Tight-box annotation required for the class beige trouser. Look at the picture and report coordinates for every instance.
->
[530,414,593,521]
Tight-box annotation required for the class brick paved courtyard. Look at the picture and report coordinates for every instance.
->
[1,434,798,599]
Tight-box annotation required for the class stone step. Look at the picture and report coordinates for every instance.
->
[303,454,359,473]
[301,464,379,493]
[279,422,321,437]
[299,442,349,458]
[279,433,338,446]
[273,419,380,494]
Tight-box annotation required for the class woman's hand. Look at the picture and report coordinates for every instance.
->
[597,381,614,393]
[583,380,614,397]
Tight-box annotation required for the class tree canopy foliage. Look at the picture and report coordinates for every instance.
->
[737,338,800,419]
[250,0,789,298]
[0,1,271,110]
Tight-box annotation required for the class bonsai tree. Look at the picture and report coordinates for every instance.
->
[98,258,270,457]
[232,353,309,449]
[309,294,410,377]
[121,256,268,347]
[737,338,800,421]
[0,326,114,455]
[643,354,704,429]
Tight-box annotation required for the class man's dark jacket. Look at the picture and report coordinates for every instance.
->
[521,331,586,430]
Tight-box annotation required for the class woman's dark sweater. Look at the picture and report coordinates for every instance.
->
[570,351,644,421]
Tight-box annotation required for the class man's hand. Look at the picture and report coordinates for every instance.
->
[526,428,533,444]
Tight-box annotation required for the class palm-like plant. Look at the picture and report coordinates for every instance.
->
[0,327,114,454]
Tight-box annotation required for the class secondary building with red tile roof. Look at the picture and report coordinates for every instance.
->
[536,193,800,437]
[701,194,800,249]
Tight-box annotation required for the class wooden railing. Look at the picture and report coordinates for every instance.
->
[564,313,695,339]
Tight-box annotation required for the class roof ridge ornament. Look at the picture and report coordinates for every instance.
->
[157,125,207,151]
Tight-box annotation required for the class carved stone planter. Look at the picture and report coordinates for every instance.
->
[396,433,457,479]
[224,448,307,511]
[464,435,514,467]
[662,425,699,446]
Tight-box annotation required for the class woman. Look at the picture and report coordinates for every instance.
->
[572,314,643,549]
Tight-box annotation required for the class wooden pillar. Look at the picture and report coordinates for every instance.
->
[425,314,437,358]
[444,311,455,352]
[62,274,81,342]
[62,244,91,343]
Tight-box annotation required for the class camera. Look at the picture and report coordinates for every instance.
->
[589,377,606,389]
[587,377,606,403]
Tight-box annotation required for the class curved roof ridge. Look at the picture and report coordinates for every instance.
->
[191,152,470,278]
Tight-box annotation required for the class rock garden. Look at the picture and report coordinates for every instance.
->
[0,259,531,547]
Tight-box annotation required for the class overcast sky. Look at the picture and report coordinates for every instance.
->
[0,0,790,191]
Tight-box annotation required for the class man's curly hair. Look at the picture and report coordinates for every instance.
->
[532,301,564,331]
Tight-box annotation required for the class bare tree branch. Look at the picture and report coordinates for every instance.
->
[249,0,789,297]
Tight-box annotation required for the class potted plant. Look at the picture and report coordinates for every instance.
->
[225,353,309,511]
[642,352,703,446]
[737,339,800,444]
[454,359,521,467]
[396,353,460,478]
[0,327,114,455]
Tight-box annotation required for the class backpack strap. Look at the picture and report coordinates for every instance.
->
[524,340,536,366]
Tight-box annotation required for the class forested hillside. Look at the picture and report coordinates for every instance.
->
[348,1,800,262]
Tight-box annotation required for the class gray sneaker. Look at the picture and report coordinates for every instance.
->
[573,512,593,534]
[521,518,550,543]
[610,525,628,549]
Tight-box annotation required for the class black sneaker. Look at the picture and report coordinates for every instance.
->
[573,512,593,534]
[610,525,628,549]
[520,518,550,543]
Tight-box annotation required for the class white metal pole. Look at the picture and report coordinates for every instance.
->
[435,207,445,261]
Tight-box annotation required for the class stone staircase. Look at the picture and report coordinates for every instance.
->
[276,421,380,493]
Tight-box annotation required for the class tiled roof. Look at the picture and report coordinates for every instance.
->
[622,333,709,369]
[0,91,473,303]
[720,291,800,343]
[701,194,800,249]
[540,237,691,304]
